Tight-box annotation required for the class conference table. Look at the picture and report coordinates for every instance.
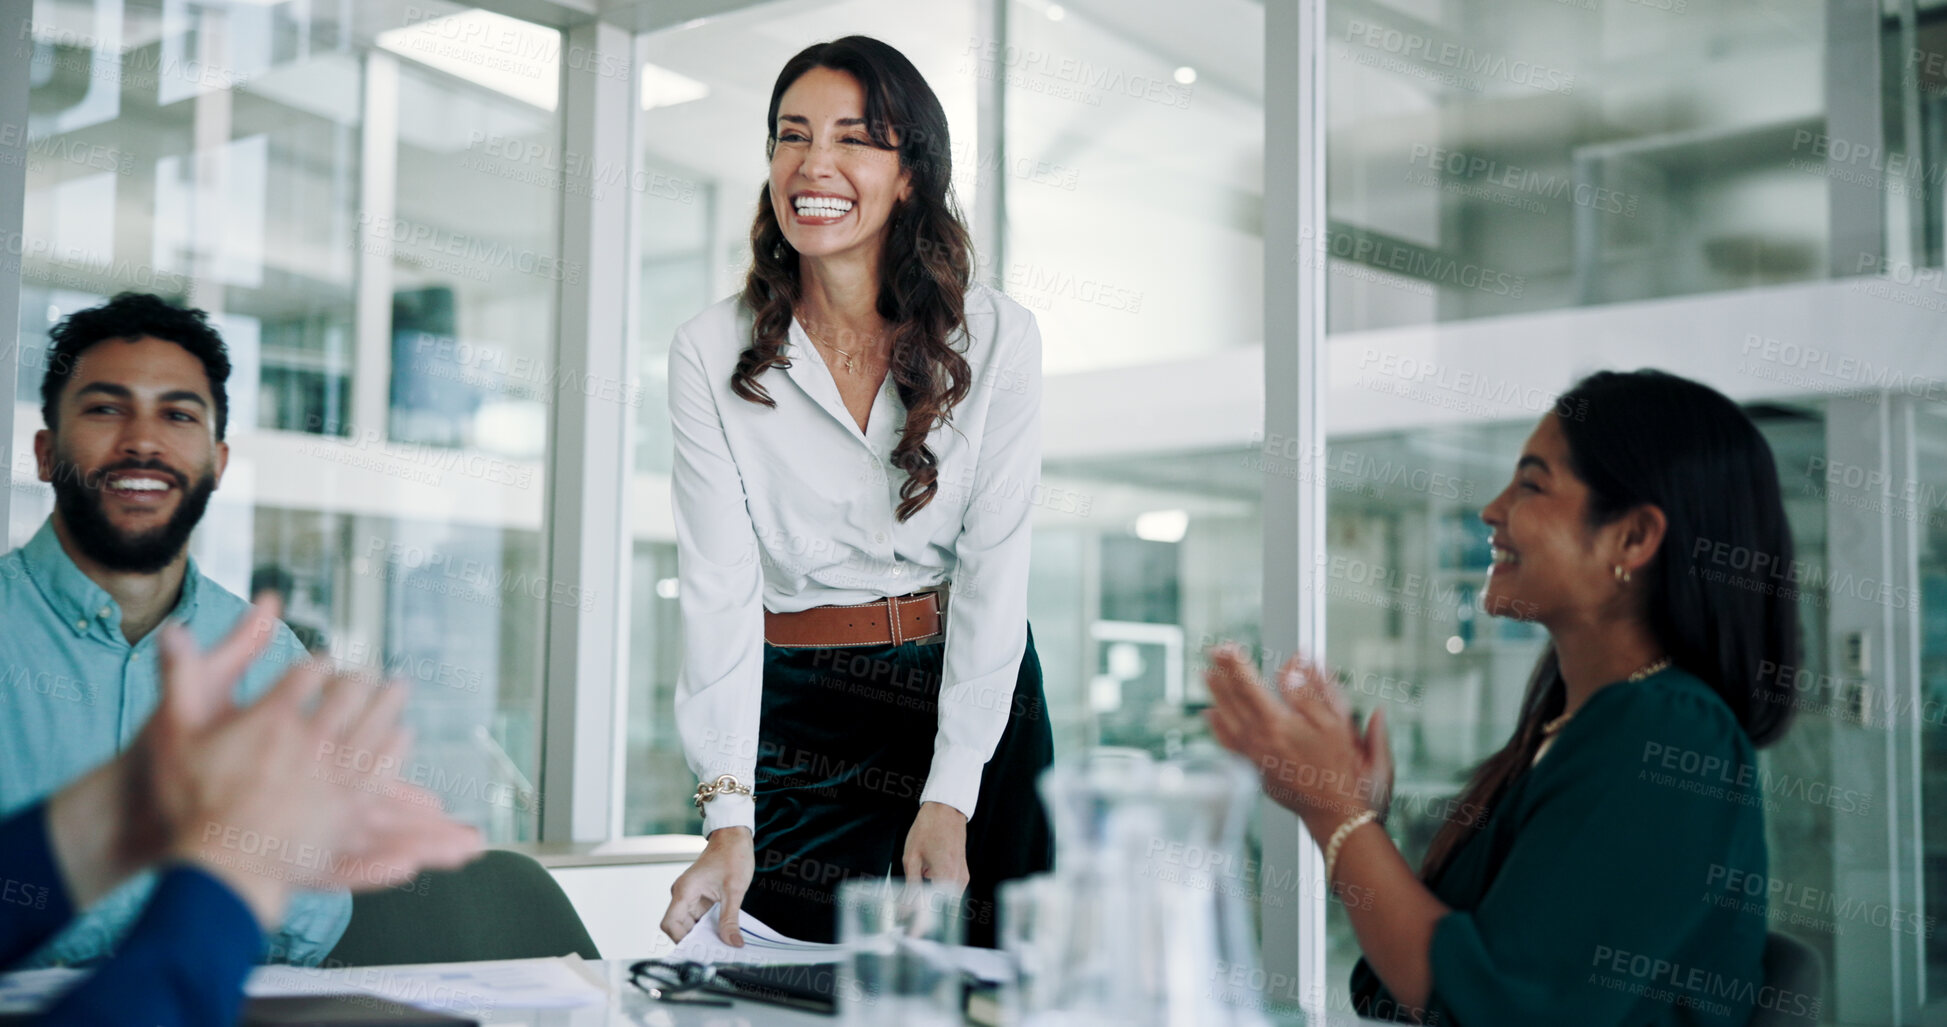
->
[449,958,1387,1026]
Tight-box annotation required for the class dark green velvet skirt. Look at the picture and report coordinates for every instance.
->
[743,625,1055,947]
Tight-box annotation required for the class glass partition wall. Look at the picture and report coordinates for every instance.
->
[13,0,563,840]
[1315,0,1947,1021]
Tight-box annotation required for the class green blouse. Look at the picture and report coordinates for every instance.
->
[1350,668,1783,1026]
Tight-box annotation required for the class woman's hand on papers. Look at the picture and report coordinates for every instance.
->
[902,801,969,892]
[663,826,755,947]
[1202,643,1394,840]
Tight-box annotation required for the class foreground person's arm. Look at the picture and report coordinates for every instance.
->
[8,599,481,1024]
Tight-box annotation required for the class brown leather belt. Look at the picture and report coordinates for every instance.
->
[764,591,943,648]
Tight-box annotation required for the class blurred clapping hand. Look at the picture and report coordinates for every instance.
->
[1202,643,1394,838]
[48,595,484,928]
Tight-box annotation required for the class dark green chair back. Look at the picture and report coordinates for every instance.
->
[1750,931,1822,1026]
[325,849,600,966]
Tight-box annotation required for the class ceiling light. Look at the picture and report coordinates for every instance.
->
[641,62,709,111]
[376,10,559,111]
[1134,509,1189,543]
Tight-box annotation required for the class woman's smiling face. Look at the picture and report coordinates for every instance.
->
[768,66,912,265]
[1479,413,1618,625]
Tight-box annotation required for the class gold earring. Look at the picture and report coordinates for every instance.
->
[1613,565,1630,583]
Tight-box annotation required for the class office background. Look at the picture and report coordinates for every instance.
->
[1,0,1944,1021]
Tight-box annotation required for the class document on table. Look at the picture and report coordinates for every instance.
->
[668,907,846,966]
[247,956,605,1013]
[0,967,86,1014]
[671,908,1014,983]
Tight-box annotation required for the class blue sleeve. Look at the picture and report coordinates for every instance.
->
[37,866,263,1026]
[0,802,75,969]
[264,888,353,966]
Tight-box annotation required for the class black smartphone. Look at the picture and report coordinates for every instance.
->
[704,962,840,1016]
[239,994,480,1025]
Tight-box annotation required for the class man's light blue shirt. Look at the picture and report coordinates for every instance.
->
[0,518,352,966]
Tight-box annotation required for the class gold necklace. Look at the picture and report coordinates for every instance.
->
[1539,656,1672,737]
[804,323,879,376]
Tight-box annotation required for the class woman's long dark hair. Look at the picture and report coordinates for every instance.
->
[731,36,973,521]
[1419,370,1802,881]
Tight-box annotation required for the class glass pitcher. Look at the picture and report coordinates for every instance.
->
[1007,747,1271,1027]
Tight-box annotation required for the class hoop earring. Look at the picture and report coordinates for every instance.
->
[1613,564,1631,583]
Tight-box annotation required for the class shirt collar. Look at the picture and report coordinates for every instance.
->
[21,517,202,642]
[782,319,902,452]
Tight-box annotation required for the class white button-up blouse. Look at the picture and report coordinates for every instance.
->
[668,283,1043,836]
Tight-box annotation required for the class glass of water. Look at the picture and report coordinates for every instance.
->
[838,879,966,1027]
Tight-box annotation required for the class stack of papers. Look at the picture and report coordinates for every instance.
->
[0,958,603,1018]
[0,967,87,1014]
[246,957,606,1015]
[672,907,1015,984]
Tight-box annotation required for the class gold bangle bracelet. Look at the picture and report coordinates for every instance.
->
[1323,809,1380,886]
[693,774,753,811]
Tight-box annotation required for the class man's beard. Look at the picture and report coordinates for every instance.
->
[50,456,217,574]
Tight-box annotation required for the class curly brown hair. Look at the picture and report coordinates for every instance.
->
[730,36,973,521]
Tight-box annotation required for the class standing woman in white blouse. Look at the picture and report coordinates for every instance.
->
[657,35,1051,949]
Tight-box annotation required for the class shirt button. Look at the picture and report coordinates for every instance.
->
[74,619,87,632]
[892,567,905,578]
[874,532,887,544]
[97,606,111,619]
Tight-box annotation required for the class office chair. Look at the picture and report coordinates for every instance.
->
[325,849,601,966]
[1750,931,1822,1027]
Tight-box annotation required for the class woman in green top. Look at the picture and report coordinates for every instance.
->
[1206,369,1804,1026]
